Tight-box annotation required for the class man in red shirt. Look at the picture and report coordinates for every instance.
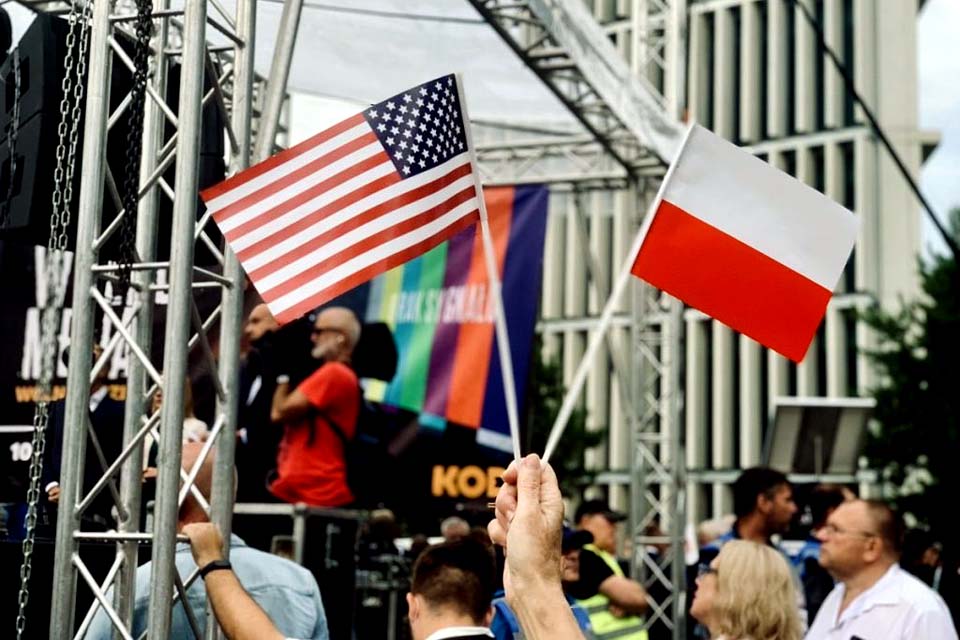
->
[269,307,361,507]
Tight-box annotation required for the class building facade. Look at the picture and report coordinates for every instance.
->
[535,0,931,524]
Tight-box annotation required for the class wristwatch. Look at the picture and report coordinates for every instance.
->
[198,559,233,579]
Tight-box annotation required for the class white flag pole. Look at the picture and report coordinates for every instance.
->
[455,74,523,461]
[542,122,697,465]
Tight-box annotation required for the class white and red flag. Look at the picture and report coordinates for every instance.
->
[200,74,481,324]
[631,124,859,362]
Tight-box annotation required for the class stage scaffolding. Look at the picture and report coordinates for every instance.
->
[22,0,690,637]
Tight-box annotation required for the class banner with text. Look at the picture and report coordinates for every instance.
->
[362,184,548,453]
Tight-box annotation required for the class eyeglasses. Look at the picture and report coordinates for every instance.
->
[819,523,878,539]
[696,563,718,578]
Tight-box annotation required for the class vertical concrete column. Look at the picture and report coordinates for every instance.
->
[711,322,734,516]
[825,304,848,397]
[766,0,789,137]
[685,313,708,526]
[766,150,791,415]
[542,192,566,361]
[874,2,921,306]
[824,143,849,396]
[739,0,762,143]
[610,189,635,510]
[854,134,878,393]
[739,337,762,467]
[794,0,817,133]
[586,192,611,470]
[688,11,710,123]
[563,194,589,466]
[795,146,820,395]
[713,7,736,138]
[852,0,876,123]
[823,0,846,128]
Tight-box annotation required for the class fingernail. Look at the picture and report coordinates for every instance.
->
[523,454,540,468]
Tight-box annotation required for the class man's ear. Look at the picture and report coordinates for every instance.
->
[406,592,419,621]
[756,493,772,515]
[482,604,494,627]
[863,537,883,563]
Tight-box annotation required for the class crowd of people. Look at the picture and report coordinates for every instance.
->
[91,449,953,640]
[23,302,960,639]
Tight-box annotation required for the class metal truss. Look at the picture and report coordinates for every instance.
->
[630,273,686,638]
[468,1,688,636]
[40,0,264,636]
[475,134,670,188]
[631,0,687,117]
[465,0,683,175]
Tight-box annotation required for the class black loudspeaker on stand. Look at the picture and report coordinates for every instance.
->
[0,9,225,257]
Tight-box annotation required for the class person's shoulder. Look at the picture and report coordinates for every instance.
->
[893,567,952,612]
[232,545,321,593]
[325,361,358,383]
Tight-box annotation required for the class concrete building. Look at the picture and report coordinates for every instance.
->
[534,0,934,524]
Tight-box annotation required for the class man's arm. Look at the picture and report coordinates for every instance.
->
[488,455,587,640]
[270,379,311,424]
[182,523,286,640]
[906,607,960,640]
[597,575,648,614]
[202,570,286,640]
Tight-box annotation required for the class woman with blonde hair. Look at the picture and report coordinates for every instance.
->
[690,539,802,640]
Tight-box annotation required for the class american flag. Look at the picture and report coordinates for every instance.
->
[200,74,481,324]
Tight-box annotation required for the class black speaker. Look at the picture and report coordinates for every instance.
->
[0,13,79,244]
[0,10,225,259]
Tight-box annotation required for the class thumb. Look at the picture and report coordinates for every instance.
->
[515,454,542,517]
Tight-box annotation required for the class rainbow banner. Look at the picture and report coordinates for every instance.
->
[363,185,548,453]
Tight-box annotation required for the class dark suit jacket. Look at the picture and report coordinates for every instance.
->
[42,391,126,525]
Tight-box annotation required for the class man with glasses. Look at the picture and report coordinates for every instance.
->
[806,499,957,639]
[269,307,361,507]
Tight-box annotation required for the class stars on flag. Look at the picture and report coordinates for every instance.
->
[363,74,468,180]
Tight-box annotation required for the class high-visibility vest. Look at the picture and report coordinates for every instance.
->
[576,544,649,640]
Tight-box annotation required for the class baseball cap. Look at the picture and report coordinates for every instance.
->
[562,526,593,553]
[574,499,627,524]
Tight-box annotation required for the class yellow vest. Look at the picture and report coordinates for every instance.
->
[576,544,649,640]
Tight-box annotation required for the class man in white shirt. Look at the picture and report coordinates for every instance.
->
[806,499,957,640]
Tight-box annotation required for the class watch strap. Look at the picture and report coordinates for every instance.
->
[198,558,232,579]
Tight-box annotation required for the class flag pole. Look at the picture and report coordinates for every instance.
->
[455,74,523,462]
[542,122,697,465]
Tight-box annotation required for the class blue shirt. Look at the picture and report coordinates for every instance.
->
[87,534,328,640]
[490,589,593,639]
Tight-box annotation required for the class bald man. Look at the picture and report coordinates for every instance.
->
[806,499,957,640]
[270,307,361,507]
[236,303,282,502]
[87,443,328,640]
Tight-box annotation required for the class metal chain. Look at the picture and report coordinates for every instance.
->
[16,1,94,637]
[58,0,94,251]
[116,0,154,304]
[1,47,21,229]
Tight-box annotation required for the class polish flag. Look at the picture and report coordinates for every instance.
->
[631,124,859,362]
